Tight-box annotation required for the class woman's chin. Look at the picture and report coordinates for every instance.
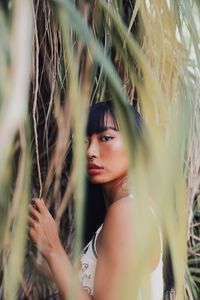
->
[88,177,102,184]
[88,174,106,184]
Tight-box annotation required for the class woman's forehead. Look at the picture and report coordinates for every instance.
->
[87,109,119,136]
[103,113,116,126]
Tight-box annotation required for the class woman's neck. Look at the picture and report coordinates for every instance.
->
[102,175,132,207]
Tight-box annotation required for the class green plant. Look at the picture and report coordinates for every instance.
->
[0,0,199,299]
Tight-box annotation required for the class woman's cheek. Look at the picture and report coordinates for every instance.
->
[104,138,124,154]
[105,141,128,174]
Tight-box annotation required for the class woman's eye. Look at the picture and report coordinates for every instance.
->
[100,136,113,142]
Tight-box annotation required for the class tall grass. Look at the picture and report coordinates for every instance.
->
[0,0,199,299]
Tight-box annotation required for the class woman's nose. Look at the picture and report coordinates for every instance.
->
[87,139,99,159]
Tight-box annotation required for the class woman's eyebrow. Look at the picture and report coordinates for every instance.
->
[100,126,118,132]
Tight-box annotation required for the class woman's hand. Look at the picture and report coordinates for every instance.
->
[28,198,63,262]
[28,198,91,300]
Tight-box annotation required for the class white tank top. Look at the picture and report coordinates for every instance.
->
[78,224,163,299]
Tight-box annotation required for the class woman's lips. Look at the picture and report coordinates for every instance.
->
[87,162,103,175]
[87,168,103,175]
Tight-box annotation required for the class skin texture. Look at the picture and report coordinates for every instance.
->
[28,113,161,300]
[86,114,131,205]
[86,114,129,185]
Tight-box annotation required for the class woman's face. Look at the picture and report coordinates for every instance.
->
[86,113,129,185]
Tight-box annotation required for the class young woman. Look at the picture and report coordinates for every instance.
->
[28,101,163,300]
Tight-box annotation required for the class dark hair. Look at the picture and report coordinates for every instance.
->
[83,101,144,246]
[86,100,143,137]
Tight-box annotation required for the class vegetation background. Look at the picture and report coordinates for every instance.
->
[0,0,200,299]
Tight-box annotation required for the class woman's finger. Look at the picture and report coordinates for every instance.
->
[32,198,46,214]
[28,215,36,226]
[29,204,40,221]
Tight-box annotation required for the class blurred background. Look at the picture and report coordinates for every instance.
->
[0,0,200,299]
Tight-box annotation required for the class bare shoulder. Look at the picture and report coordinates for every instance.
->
[94,198,136,299]
[93,198,161,299]
[98,198,161,270]
[98,197,135,259]
[104,197,134,228]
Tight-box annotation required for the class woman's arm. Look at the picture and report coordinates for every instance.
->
[28,198,160,300]
[28,198,91,300]
[43,242,91,300]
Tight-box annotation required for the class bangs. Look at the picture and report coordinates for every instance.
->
[86,101,119,136]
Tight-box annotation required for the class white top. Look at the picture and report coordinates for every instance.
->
[78,224,163,299]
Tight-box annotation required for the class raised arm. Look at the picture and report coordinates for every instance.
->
[28,198,91,300]
[28,198,160,300]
